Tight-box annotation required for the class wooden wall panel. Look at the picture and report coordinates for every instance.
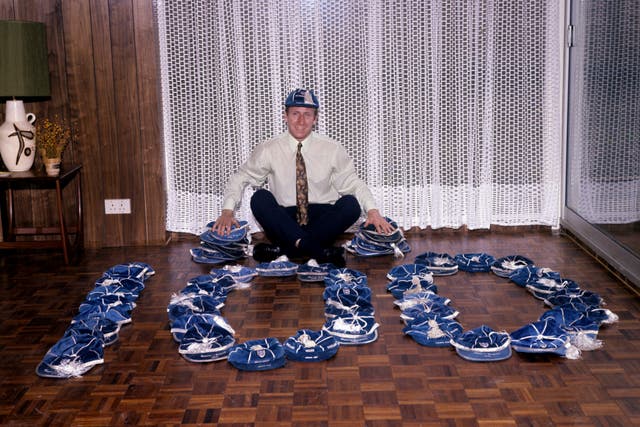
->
[133,0,166,243]
[61,0,105,247]
[88,0,122,247]
[0,0,167,248]
[0,0,15,17]
[109,0,146,246]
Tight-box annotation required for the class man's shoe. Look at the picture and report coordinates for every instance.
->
[318,246,346,269]
[252,243,283,262]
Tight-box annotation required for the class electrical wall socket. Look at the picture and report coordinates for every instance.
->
[105,198,131,214]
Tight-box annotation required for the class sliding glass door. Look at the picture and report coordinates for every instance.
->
[563,0,640,286]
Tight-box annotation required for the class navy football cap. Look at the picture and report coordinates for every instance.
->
[285,89,319,108]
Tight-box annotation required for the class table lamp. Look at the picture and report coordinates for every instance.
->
[0,20,50,172]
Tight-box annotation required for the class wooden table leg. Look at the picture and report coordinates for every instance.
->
[7,188,15,242]
[76,172,83,250]
[55,180,69,264]
[0,188,8,241]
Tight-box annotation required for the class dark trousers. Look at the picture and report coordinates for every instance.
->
[250,189,361,259]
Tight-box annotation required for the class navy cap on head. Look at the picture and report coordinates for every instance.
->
[284,89,319,108]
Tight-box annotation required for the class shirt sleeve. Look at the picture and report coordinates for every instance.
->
[330,144,378,213]
[221,143,271,211]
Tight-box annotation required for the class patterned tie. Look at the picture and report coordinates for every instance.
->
[295,142,309,225]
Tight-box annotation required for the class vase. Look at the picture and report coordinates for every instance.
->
[43,157,61,176]
[0,101,37,172]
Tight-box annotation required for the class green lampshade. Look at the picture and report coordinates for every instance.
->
[0,20,51,98]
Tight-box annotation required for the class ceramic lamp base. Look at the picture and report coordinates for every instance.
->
[0,101,37,172]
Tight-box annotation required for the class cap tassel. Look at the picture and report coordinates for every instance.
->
[392,243,404,258]
[570,331,603,351]
[427,319,447,339]
[564,343,582,360]
[602,309,619,325]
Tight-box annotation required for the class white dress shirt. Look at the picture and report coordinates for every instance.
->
[222,131,377,213]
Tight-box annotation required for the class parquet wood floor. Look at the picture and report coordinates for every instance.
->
[0,228,638,426]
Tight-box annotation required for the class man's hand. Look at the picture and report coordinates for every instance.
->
[364,209,395,234]
[211,209,240,235]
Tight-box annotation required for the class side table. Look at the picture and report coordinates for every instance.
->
[0,164,83,264]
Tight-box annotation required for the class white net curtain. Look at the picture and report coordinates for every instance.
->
[156,0,563,235]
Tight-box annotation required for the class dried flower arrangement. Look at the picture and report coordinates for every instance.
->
[35,116,78,159]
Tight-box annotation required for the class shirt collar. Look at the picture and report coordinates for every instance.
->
[286,131,313,149]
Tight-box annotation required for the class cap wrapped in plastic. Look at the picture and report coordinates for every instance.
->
[358,217,403,244]
[543,289,603,308]
[450,325,512,362]
[526,278,581,300]
[178,314,236,362]
[386,275,437,300]
[87,283,139,304]
[400,302,460,323]
[171,313,224,342]
[284,88,319,108]
[453,253,496,273]
[180,279,231,299]
[490,255,535,278]
[190,247,238,264]
[101,262,155,281]
[205,220,249,242]
[324,268,368,287]
[70,316,120,346]
[188,273,237,293]
[551,301,618,326]
[36,331,105,378]
[80,293,136,314]
[206,240,248,258]
[255,255,299,277]
[323,282,372,304]
[414,252,459,276]
[386,263,431,281]
[227,337,286,371]
[553,301,619,326]
[402,314,464,347]
[510,318,580,359]
[73,299,133,326]
[284,329,340,361]
[94,276,145,296]
[297,259,337,282]
[324,297,375,318]
[394,291,450,311]
[80,296,136,326]
[344,236,404,257]
[344,236,410,258]
[210,265,258,284]
[538,306,602,350]
[322,314,379,345]
[508,266,561,287]
[167,294,225,326]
